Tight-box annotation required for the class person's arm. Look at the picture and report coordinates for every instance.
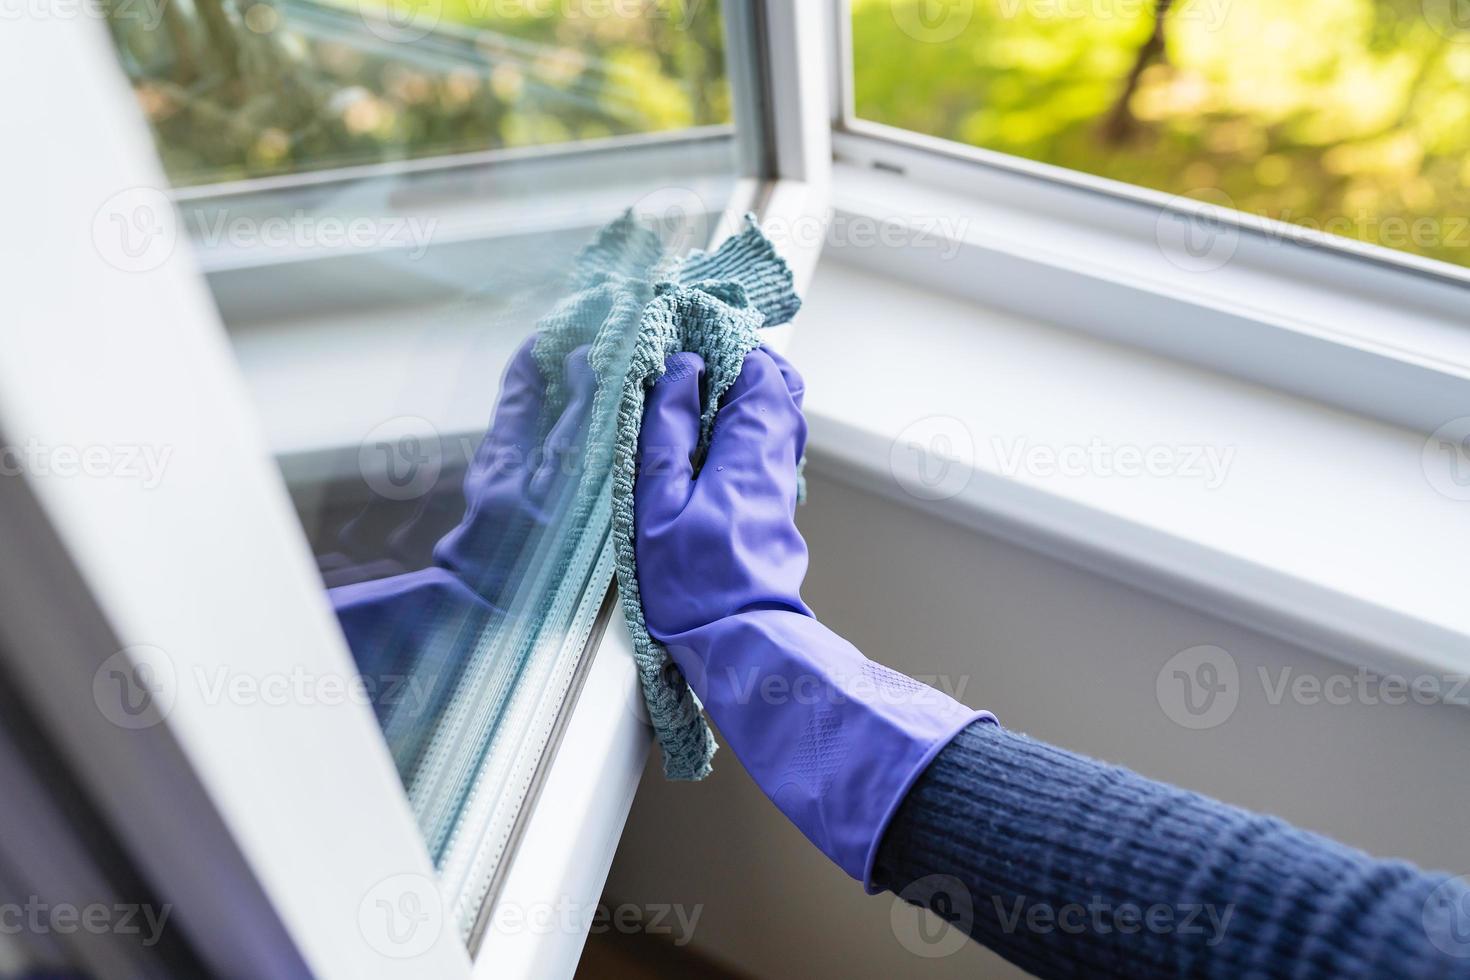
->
[875,719,1470,978]
[634,348,1470,978]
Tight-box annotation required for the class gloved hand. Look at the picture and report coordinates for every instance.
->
[635,346,994,890]
[321,334,598,597]
[433,334,599,610]
[330,335,597,728]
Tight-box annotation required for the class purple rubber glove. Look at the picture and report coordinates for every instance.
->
[433,335,599,609]
[330,336,596,725]
[635,346,994,889]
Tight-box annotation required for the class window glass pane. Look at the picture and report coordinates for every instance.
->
[105,0,739,940]
[853,0,1470,270]
[245,182,735,939]
[107,0,728,185]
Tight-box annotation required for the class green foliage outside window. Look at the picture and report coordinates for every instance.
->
[856,0,1470,269]
[106,0,728,185]
[108,0,1470,271]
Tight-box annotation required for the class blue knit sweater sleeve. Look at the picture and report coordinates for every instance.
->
[872,720,1470,978]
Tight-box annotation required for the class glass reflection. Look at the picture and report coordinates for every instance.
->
[105,0,729,185]
[294,211,712,937]
[105,0,737,938]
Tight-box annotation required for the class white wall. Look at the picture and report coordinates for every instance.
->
[601,467,1470,979]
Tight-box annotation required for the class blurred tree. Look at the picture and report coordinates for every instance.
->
[1098,0,1171,144]
[855,0,1470,269]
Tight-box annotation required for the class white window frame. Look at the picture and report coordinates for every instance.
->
[2,18,469,977]
[3,5,831,980]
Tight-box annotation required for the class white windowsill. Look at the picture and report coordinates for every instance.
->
[793,253,1469,685]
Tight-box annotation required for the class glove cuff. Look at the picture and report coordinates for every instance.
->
[861,706,996,894]
[657,611,996,888]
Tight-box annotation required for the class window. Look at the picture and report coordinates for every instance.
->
[16,4,823,971]
[848,0,1470,271]
[101,0,746,945]
[107,0,730,185]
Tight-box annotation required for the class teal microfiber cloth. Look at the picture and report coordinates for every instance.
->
[533,211,801,780]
